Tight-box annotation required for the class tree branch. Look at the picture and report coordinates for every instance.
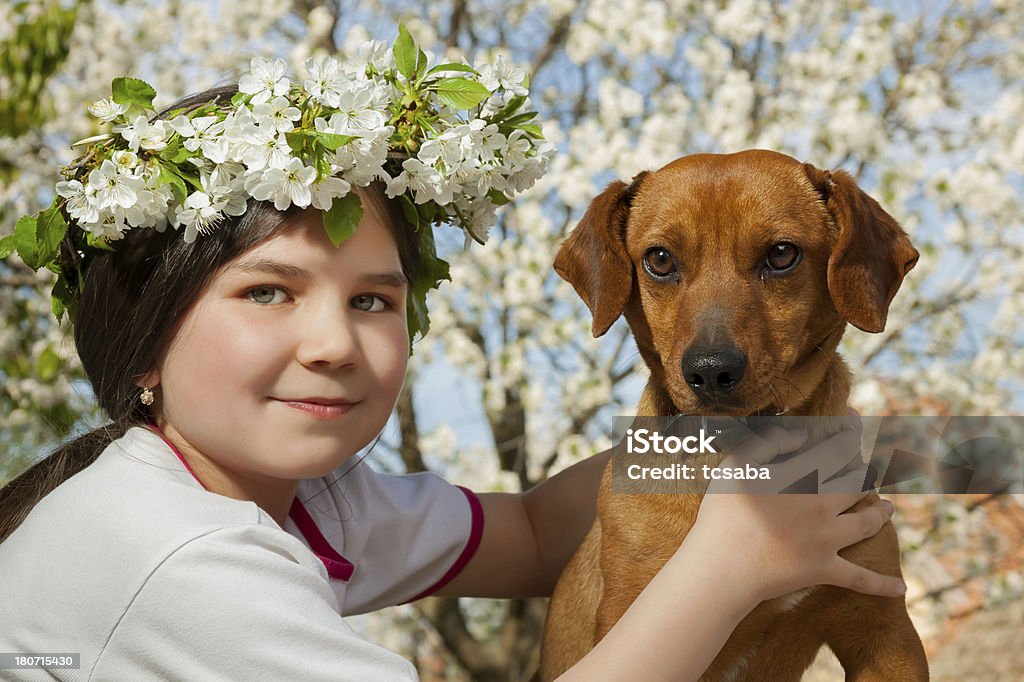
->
[531,12,572,78]
[414,597,506,681]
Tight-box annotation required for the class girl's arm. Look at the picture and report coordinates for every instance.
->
[434,447,610,598]
[436,416,904,604]
[559,484,897,682]
[557,423,902,680]
[438,420,903,680]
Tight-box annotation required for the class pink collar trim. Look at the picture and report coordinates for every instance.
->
[145,422,355,581]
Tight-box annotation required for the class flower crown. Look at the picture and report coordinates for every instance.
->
[2,24,553,344]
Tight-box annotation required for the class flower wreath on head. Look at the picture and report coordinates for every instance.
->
[2,23,553,347]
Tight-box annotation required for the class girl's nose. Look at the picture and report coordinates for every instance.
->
[295,307,361,368]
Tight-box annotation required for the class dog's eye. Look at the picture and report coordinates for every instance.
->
[643,247,678,279]
[766,242,801,272]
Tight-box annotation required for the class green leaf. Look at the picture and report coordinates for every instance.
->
[323,193,362,247]
[406,225,451,345]
[487,189,511,206]
[517,123,544,138]
[426,63,480,77]
[14,214,41,269]
[36,200,68,266]
[51,295,66,322]
[85,232,117,251]
[490,94,527,122]
[315,132,357,151]
[178,170,203,192]
[158,163,188,203]
[51,274,74,322]
[398,194,420,227]
[0,233,15,260]
[111,77,157,110]
[285,130,310,155]
[415,48,429,80]
[433,78,491,110]
[502,111,539,127]
[394,22,418,80]
[159,138,192,165]
[37,347,61,381]
[315,152,333,181]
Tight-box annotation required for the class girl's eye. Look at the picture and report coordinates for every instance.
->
[352,294,389,312]
[247,286,289,305]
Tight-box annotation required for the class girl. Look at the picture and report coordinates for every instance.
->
[0,46,903,681]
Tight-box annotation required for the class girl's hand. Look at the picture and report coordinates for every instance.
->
[688,410,905,604]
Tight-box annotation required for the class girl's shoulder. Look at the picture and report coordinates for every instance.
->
[27,426,267,537]
[0,427,421,681]
[0,425,312,587]
[0,426,329,676]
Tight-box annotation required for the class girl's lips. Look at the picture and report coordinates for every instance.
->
[279,399,357,419]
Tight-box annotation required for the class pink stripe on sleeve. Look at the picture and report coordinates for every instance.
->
[289,498,356,582]
[403,486,484,603]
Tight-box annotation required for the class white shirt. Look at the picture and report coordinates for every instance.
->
[0,427,483,681]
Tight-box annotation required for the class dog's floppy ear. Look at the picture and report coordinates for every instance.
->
[804,164,919,333]
[554,172,648,337]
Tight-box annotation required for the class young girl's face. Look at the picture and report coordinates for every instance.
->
[146,202,410,486]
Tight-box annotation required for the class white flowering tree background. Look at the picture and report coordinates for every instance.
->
[2,1,1023,680]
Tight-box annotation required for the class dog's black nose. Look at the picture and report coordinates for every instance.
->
[682,347,747,397]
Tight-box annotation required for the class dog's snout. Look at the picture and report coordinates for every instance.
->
[682,347,747,397]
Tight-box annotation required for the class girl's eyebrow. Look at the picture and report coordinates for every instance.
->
[360,271,409,290]
[230,258,314,281]
[230,257,407,289]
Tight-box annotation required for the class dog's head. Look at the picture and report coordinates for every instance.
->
[554,150,918,416]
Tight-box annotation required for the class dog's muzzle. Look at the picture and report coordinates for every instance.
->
[682,346,748,399]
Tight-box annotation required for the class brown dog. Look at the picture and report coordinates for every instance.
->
[539,150,928,680]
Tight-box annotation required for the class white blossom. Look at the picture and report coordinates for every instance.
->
[476,54,527,95]
[240,126,293,171]
[87,159,143,210]
[251,96,302,133]
[355,39,394,73]
[304,56,348,108]
[168,114,228,162]
[238,57,291,104]
[329,83,389,133]
[55,179,100,225]
[113,114,170,151]
[310,175,352,211]
[247,158,317,210]
[87,97,128,122]
[173,190,222,242]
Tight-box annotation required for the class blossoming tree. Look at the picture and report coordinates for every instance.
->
[2,0,1022,679]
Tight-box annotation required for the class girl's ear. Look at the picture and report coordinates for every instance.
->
[138,370,160,388]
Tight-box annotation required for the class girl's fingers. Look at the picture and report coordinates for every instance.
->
[735,426,809,465]
[781,425,864,483]
[831,498,895,549]
[819,466,875,496]
[825,557,907,598]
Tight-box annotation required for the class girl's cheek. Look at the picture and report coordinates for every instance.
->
[375,322,411,388]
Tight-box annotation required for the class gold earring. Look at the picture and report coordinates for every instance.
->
[140,386,155,406]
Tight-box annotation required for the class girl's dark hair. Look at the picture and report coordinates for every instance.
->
[0,86,422,543]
